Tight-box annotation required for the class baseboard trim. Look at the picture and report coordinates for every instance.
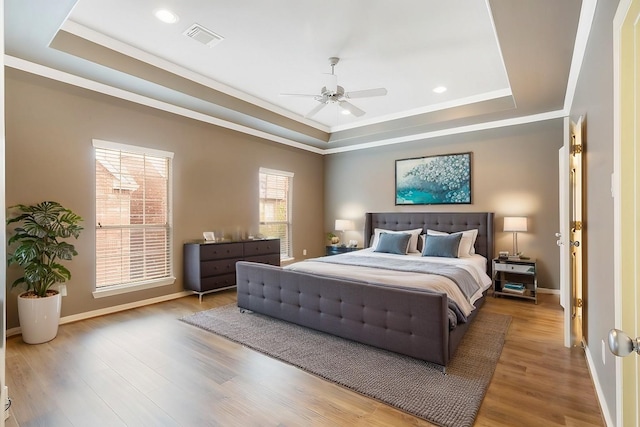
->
[6,290,193,338]
[537,288,560,295]
[584,343,615,427]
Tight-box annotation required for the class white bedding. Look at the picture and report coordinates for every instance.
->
[285,248,492,317]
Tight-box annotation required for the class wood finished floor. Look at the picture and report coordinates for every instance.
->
[5,291,604,427]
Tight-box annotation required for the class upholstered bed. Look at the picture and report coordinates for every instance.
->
[236,212,494,368]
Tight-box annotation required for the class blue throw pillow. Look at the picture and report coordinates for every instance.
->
[422,233,462,258]
[374,232,411,255]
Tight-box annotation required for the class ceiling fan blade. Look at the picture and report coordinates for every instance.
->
[345,88,388,99]
[339,100,365,117]
[305,102,328,118]
[279,93,318,98]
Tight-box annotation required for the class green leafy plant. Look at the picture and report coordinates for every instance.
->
[7,201,83,298]
[326,232,340,244]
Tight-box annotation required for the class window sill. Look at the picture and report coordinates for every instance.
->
[92,276,176,299]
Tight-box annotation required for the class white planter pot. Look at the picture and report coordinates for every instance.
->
[17,291,62,344]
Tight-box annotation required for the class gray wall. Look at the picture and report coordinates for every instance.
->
[4,69,325,329]
[570,0,620,422]
[325,120,564,291]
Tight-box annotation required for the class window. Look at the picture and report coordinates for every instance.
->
[94,139,174,297]
[259,168,293,260]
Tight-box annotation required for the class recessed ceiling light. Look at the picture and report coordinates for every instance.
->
[433,86,447,94]
[154,9,179,24]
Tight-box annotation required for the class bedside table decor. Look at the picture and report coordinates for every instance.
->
[503,216,527,257]
[327,232,340,245]
[334,219,355,246]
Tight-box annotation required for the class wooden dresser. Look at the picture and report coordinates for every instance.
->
[183,238,280,301]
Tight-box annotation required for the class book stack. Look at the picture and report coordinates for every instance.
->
[502,283,526,295]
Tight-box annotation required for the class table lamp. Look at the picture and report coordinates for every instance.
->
[503,216,527,257]
[334,219,354,247]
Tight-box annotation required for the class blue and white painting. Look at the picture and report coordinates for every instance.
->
[395,153,471,205]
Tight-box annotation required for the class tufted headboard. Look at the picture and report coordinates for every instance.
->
[364,212,495,274]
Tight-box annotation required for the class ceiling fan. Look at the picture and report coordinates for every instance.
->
[280,57,387,119]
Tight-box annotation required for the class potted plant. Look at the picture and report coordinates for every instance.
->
[326,232,340,246]
[6,201,83,344]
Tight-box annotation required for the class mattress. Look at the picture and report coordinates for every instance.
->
[285,248,492,321]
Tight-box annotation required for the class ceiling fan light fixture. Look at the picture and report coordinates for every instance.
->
[433,86,447,94]
[341,109,351,115]
[323,74,338,94]
[154,9,179,24]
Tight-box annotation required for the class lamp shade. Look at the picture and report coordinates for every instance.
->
[503,216,527,232]
[335,219,354,231]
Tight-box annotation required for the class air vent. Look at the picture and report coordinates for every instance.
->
[183,23,224,47]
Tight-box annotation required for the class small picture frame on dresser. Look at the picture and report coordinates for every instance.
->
[203,231,215,241]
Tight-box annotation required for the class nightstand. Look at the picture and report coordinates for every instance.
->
[492,258,537,303]
[325,246,362,256]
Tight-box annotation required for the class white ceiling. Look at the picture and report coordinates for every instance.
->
[67,0,510,132]
[4,0,586,153]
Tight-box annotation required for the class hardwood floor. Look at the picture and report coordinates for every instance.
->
[5,291,604,426]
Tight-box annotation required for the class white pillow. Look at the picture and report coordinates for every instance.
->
[371,228,423,253]
[426,229,478,257]
[468,229,478,254]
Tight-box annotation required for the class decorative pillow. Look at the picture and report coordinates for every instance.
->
[371,228,422,253]
[427,229,478,257]
[422,233,463,258]
[374,232,412,255]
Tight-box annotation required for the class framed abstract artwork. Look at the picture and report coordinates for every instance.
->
[395,152,472,205]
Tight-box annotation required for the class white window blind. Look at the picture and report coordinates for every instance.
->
[259,167,293,259]
[94,140,173,291]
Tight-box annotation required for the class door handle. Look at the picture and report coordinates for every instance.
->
[608,329,640,357]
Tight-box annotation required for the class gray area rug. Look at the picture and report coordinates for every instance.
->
[180,305,510,427]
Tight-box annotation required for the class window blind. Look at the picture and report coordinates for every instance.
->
[259,168,293,259]
[94,141,173,289]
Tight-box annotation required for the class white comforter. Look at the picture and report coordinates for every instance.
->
[285,249,492,317]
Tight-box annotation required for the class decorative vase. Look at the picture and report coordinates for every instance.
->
[17,290,62,344]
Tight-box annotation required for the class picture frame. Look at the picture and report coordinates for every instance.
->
[395,152,471,205]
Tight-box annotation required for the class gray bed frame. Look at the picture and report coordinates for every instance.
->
[236,212,494,368]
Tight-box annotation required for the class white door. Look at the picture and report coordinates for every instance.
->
[558,116,584,348]
[559,120,570,343]
[613,0,640,425]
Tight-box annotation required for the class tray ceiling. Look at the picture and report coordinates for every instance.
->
[5,0,585,153]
